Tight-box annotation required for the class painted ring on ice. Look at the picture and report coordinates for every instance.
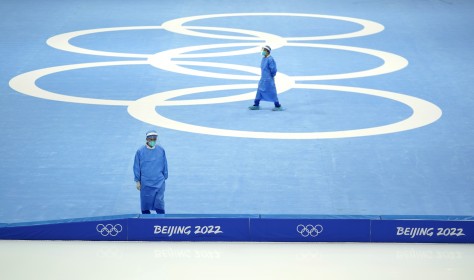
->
[8,61,145,106]
[127,83,442,139]
[161,12,385,41]
[148,42,408,81]
[8,60,294,106]
[46,25,286,58]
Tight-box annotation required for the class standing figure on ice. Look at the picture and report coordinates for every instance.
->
[133,130,168,214]
[249,45,283,111]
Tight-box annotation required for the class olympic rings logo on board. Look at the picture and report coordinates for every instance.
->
[96,224,123,237]
[296,224,324,237]
[9,13,442,139]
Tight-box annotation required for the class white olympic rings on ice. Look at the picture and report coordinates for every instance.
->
[9,13,442,139]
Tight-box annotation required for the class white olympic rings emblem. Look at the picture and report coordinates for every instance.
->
[296,224,323,237]
[96,224,123,237]
[9,12,442,139]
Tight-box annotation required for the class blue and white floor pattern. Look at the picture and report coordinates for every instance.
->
[1,1,474,279]
[2,0,473,223]
[0,1,474,219]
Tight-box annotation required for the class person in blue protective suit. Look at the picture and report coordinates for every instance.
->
[133,130,168,214]
[249,45,283,111]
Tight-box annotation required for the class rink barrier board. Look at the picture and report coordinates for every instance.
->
[0,215,473,243]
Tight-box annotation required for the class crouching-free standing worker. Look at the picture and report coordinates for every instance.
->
[133,130,168,214]
[249,45,283,111]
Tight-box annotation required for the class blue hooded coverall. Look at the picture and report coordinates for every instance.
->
[133,144,168,214]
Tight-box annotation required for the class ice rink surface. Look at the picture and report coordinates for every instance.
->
[1,0,473,222]
[1,0,474,278]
